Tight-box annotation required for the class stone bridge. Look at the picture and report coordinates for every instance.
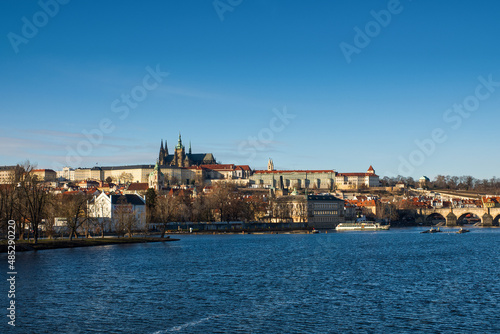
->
[419,207,500,226]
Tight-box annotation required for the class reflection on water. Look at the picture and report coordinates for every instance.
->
[3,228,500,333]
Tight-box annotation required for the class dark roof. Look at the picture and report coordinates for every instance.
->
[111,194,145,206]
[307,194,343,201]
[161,153,216,166]
[0,166,17,171]
[90,165,155,171]
[127,183,149,191]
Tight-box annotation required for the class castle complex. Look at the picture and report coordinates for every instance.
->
[158,133,216,167]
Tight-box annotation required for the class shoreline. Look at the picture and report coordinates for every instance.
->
[0,237,179,253]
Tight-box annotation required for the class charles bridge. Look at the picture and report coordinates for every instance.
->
[418,207,500,226]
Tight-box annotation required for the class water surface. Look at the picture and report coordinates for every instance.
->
[3,227,499,333]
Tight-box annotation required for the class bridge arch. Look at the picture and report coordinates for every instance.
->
[457,213,481,225]
[493,214,500,226]
[425,213,446,225]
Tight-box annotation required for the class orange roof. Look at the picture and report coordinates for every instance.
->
[338,173,377,177]
[127,183,149,191]
[201,164,235,170]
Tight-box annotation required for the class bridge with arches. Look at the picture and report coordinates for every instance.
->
[419,207,500,226]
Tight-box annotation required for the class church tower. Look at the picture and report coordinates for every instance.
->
[174,132,187,167]
[149,160,164,190]
[159,140,165,164]
[267,158,274,171]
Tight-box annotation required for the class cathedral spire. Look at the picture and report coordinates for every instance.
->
[189,141,192,155]
[176,132,184,149]
[159,139,165,163]
[164,139,168,155]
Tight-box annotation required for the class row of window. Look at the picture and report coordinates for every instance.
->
[313,210,338,216]
[315,204,338,210]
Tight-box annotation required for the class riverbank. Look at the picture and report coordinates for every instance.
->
[0,237,179,253]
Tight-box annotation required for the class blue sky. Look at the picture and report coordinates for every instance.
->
[1,0,500,180]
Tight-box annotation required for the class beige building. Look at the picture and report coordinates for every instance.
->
[202,164,252,180]
[335,166,380,189]
[0,166,17,184]
[33,169,57,182]
[273,194,345,228]
[250,170,336,190]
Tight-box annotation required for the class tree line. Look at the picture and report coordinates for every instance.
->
[381,175,500,193]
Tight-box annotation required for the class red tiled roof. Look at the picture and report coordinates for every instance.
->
[127,183,149,191]
[236,165,251,171]
[338,173,374,177]
[201,164,235,171]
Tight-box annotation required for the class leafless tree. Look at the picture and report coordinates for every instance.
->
[113,197,137,237]
[155,194,178,237]
[16,161,48,244]
[61,192,91,240]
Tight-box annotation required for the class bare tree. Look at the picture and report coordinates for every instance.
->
[16,161,48,244]
[155,194,178,238]
[113,196,137,237]
[61,192,91,240]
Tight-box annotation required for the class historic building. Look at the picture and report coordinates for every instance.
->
[0,166,17,184]
[250,159,336,190]
[148,161,164,190]
[158,133,217,167]
[250,160,380,190]
[272,194,345,228]
[88,193,146,233]
[335,166,380,189]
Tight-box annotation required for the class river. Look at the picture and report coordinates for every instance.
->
[2,227,499,333]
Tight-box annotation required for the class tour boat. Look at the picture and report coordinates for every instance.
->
[421,227,441,233]
[335,222,390,231]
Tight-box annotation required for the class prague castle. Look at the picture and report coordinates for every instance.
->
[158,133,217,167]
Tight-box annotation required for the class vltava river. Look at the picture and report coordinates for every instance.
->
[3,227,500,333]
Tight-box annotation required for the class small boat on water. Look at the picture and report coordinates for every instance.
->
[311,229,320,234]
[421,227,442,233]
[456,227,470,234]
[336,222,390,231]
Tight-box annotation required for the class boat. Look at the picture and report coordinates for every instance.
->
[421,227,442,233]
[456,227,470,234]
[336,222,390,231]
[311,229,320,234]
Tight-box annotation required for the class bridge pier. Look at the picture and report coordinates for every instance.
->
[482,213,493,226]
[446,212,458,226]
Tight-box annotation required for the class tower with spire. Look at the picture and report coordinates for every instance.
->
[267,158,274,171]
[156,133,217,167]
[159,139,170,165]
[173,132,185,167]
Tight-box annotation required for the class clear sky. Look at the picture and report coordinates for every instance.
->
[1,0,499,180]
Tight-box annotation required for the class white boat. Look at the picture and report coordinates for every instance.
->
[336,222,390,231]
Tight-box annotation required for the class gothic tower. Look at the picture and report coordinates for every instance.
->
[159,139,165,164]
[268,158,274,171]
[174,133,186,167]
